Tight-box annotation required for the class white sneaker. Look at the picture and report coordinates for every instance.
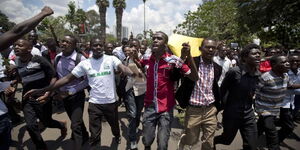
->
[130,141,137,149]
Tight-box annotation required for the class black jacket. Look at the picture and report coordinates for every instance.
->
[175,56,223,110]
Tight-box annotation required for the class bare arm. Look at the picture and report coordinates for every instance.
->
[0,6,53,50]
[23,73,77,99]
[117,64,134,76]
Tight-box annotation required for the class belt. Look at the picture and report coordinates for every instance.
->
[0,113,9,120]
[188,103,214,108]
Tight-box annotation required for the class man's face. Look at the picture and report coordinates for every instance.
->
[218,46,228,59]
[273,56,290,73]
[140,45,146,55]
[28,32,38,45]
[14,39,32,57]
[85,42,90,49]
[289,55,300,70]
[124,47,132,57]
[244,48,261,67]
[122,39,129,46]
[61,36,76,55]
[105,43,114,55]
[91,39,105,59]
[142,40,148,46]
[267,49,277,57]
[130,41,140,50]
[151,33,166,53]
[200,40,218,61]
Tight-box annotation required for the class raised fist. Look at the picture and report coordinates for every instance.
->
[41,6,54,16]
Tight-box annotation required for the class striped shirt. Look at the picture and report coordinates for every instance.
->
[255,70,289,116]
[14,55,55,95]
[190,57,215,106]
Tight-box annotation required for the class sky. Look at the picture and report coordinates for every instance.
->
[0,0,202,36]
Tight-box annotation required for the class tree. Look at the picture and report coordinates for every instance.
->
[65,1,87,34]
[37,16,72,41]
[174,0,253,46]
[85,10,100,36]
[113,0,126,42]
[236,0,300,48]
[0,10,16,32]
[96,0,109,40]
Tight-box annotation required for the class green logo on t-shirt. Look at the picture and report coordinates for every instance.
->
[89,71,111,77]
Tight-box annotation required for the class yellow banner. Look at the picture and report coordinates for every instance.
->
[168,34,203,57]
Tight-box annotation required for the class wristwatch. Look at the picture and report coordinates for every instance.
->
[67,88,76,96]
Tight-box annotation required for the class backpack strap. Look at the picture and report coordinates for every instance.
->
[54,55,61,70]
[75,53,82,66]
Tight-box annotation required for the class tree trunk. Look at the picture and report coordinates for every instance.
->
[99,7,107,40]
[116,8,123,42]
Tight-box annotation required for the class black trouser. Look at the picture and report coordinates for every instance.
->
[88,102,120,149]
[258,115,280,150]
[23,99,64,150]
[63,91,89,149]
[278,108,295,143]
[214,112,257,150]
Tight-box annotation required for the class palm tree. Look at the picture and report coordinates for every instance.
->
[96,0,109,40]
[113,0,126,42]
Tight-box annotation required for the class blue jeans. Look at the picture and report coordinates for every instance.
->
[142,104,173,150]
[0,113,12,150]
[124,88,145,142]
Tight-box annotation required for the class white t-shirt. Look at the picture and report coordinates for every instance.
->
[72,54,122,104]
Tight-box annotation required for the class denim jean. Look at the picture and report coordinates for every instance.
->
[294,95,300,116]
[257,116,280,150]
[0,113,11,150]
[142,104,173,150]
[124,88,145,142]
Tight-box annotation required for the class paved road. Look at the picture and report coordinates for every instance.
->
[8,89,300,150]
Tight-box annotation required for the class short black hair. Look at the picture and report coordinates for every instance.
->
[65,34,78,44]
[240,43,260,62]
[270,55,286,67]
[90,37,104,45]
[130,38,141,46]
[17,38,32,47]
[200,38,217,49]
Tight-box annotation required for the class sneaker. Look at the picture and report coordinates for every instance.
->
[130,141,137,150]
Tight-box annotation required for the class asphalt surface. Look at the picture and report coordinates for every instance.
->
[8,89,300,150]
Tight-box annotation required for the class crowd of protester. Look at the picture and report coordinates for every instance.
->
[0,6,300,150]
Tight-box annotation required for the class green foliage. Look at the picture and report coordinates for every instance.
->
[65,1,87,33]
[106,34,117,43]
[96,0,109,8]
[85,10,101,36]
[0,10,16,31]
[174,0,253,46]
[237,0,300,48]
[37,16,72,41]
[113,0,126,9]
[175,0,300,48]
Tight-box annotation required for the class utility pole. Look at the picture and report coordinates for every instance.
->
[143,0,146,38]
